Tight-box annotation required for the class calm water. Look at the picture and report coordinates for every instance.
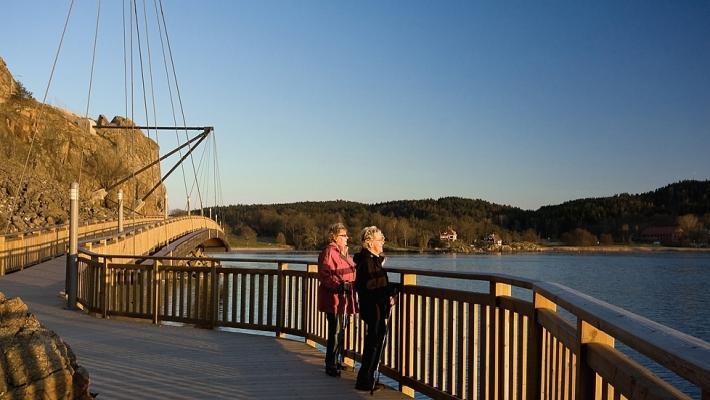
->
[219,251,710,397]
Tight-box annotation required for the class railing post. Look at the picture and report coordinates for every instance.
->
[118,189,124,233]
[101,257,109,319]
[576,320,614,400]
[67,182,79,310]
[210,260,218,329]
[276,262,288,338]
[305,264,318,348]
[153,260,160,325]
[529,292,557,400]
[20,234,26,270]
[399,273,417,398]
[164,192,168,220]
[487,281,511,400]
[0,235,5,276]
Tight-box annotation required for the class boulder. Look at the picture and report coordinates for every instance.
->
[0,293,93,400]
[96,114,109,127]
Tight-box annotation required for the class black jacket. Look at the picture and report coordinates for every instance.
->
[354,249,391,321]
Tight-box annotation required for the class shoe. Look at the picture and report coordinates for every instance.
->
[325,366,341,377]
[336,362,346,370]
[355,383,384,392]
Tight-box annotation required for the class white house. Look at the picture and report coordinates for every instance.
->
[440,227,457,241]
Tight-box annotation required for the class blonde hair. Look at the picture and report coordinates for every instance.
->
[360,226,382,251]
[327,222,347,243]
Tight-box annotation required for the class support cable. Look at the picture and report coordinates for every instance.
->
[158,0,204,211]
[188,133,210,198]
[152,0,189,199]
[131,0,157,211]
[141,0,162,198]
[129,0,137,216]
[123,0,128,120]
[78,0,102,186]
[3,0,75,233]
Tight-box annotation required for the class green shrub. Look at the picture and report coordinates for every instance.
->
[12,81,34,100]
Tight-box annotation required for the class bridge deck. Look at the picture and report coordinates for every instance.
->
[0,258,407,399]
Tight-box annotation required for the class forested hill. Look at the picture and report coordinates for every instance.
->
[215,180,710,249]
[530,180,710,238]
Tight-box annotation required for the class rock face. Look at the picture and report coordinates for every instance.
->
[0,58,15,104]
[0,293,92,399]
[0,57,166,232]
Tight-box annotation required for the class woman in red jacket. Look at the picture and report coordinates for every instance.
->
[318,222,358,377]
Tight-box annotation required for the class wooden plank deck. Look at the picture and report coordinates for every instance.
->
[0,257,408,399]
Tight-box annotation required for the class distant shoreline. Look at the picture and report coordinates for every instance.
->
[224,245,710,254]
[539,245,710,253]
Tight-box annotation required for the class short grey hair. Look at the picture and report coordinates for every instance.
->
[328,222,347,242]
[360,226,382,250]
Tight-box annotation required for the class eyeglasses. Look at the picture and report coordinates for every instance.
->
[374,237,385,242]
[337,234,349,238]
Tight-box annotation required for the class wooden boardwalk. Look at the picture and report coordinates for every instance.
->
[0,257,408,399]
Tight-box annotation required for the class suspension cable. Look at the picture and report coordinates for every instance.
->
[188,134,210,197]
[3,0,76,234]
[123,0,128,120]
[158,0,204,211]
[152,0,189,201]
[141,0,161,198]
[128,0,139,218]
[78,0,102,186]
[131,0,157,212]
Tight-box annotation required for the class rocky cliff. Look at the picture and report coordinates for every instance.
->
[0,57,165,233]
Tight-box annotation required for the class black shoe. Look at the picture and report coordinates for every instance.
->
[355,383,384,392]
[325,366,341,377]
[336,362,346,370]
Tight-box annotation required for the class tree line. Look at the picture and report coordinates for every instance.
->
[209,180,710,250]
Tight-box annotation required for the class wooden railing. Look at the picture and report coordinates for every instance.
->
[80,215,223,261]
[74,254,710,400]
[0,216,164,275]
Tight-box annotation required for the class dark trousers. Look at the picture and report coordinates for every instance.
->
[325,312,347,369]
[356,313,387,387]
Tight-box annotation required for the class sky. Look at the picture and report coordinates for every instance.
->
[1,1,709,211]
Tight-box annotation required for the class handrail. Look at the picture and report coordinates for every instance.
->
[0,215,165,239]
[0,216,165,275]
[73,253,710,400]
[535,281,710,391]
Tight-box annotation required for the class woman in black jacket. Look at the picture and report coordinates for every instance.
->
[353,226,397,392]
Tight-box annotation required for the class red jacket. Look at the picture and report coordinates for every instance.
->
[317,243,358,314]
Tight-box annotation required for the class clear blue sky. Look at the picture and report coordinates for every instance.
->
[2,1,709,211]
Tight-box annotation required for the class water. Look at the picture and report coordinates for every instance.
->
[218,251,710,397]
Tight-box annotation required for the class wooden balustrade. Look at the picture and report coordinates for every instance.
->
[73,254,710,400]
[0,216,163,274]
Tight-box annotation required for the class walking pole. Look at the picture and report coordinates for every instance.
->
[371,305,392,395]
[340,313,347,368]
[353,314,359,371]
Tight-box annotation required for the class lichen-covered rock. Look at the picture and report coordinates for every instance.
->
[0,293,92,399]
